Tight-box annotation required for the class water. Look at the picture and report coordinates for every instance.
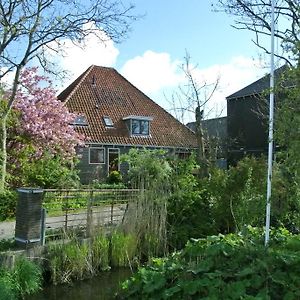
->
[28,268,133,300]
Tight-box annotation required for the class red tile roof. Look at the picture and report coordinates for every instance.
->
[58,65,197,149]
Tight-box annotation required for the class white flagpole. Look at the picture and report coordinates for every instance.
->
[265,0,276,246]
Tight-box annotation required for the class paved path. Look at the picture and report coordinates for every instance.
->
[0,220,15,240]
[0,203,128,240]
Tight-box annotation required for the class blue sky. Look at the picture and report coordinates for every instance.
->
[54,0,272,122]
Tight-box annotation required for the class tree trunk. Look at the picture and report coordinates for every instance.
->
[0,112,8,192]
[195,106,208,177]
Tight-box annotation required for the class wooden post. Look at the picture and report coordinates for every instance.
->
[86,190,93,237]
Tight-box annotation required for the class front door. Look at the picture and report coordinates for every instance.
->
[108,148,120,174]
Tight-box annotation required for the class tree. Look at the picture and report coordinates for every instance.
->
[6,67,84,187]
[13,67,84,159]
[0,0,137,191]
[216,0,300,230]
[168,52,220,177]
[215,0,300,65]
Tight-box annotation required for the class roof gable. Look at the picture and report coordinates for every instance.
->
[226,65,289,100]
[58,65,197,149]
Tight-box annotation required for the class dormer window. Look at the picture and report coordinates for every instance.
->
[103,116,114,127]
[132,119,149,135]
[72,115,88,126]
[123,115,153,136]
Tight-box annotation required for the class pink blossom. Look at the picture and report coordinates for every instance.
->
[9,67,85,161]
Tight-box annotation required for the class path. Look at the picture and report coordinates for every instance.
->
[0,203,128,240]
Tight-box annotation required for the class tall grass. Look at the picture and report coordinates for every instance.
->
[47,230,139,284]
[111,231,137,268]
[0,257,42,299]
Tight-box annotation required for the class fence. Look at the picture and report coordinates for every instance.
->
[42,189,140,241]
[14,188,140,247]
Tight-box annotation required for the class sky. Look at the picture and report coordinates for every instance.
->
[54,0,273,123]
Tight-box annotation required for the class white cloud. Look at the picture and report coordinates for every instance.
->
[118,50,267,121]
[198,56,267,118]
[120,50,184,94]
[46,23,119,89]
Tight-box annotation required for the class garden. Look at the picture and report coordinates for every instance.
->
[0,50,300,300]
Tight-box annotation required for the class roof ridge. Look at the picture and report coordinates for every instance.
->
[61,65,95,104]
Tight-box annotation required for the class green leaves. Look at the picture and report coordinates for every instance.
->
[120,231,300,299]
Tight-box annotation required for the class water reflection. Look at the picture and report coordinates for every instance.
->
[28,268,132,300]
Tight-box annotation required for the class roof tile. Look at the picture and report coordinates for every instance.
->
[58,65,197,149]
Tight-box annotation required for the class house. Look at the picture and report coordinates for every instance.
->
[58,65,197,184]
[226,65,289,165]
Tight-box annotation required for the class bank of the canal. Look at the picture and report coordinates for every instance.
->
[27,268,132,300]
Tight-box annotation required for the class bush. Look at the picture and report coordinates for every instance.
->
[0,190,17,221]
[119,229,300,299]
[107,171,123,185]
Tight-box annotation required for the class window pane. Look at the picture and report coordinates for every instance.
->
[90,148,104,164]
[140,120,149,135]
[103,116,113,127]
[132,120,140,134]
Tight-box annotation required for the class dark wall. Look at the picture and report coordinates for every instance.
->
[77,145,130,185]
[227,94,268,165]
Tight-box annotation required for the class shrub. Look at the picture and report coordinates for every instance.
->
[119,229,300,299]
[0,190,17,221]
[107,171,123,185]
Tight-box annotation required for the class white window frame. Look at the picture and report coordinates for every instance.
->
[107,148,120,173]
[89,147,105,164]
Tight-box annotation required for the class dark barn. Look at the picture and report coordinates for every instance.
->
[227,65,288,165]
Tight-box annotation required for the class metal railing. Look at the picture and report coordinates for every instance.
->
[42,189,140,241]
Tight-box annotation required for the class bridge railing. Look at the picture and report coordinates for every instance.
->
[42,189,140,242]
[15,188,140,247]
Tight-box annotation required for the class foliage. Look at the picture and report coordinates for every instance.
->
[275,66,300,231]
[90,181,126,189]
[121,149,171,259]
[121,148,172,189]
[119,229,300,299]
[107,171,123,185]
[2,68,84,189]
[167,154,214,249]
[11,67,84,159]
[0,257,42,299]
[0,190,17,221]
[111,232,138,268]
[47,231,139,285]
[206,157,267,233]
[20,154,80,189]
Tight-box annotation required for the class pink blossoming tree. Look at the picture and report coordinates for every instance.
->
[12,67,84,159]
[5,67,84,187]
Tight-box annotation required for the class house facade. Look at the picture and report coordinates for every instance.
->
[226,65,288,165]
[58,65,197,184]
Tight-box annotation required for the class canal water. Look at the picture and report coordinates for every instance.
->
[28,268,133,300]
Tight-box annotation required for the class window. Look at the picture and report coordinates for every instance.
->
[89,148,105,164]
[72,115,88,126]
[103,116,114,127]
[123,115,153,136]
[131,119,150,135]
